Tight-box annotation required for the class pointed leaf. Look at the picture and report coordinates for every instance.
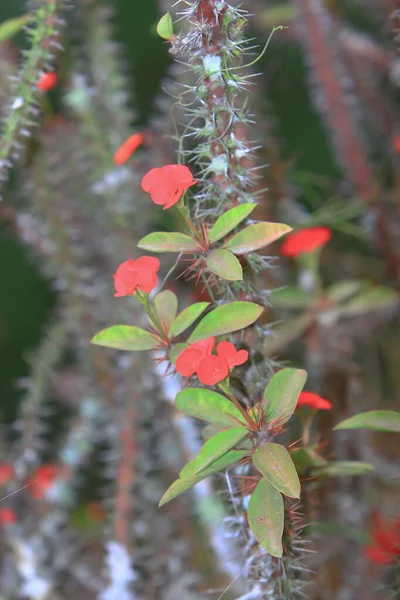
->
[201,424,222,441]
[263,368,307,426]
[159,450,248,506]
[180,427,248,479]
[263,312,314,357]
[253,443,301,498]
[138,232,199,253]
[223,222,292,255]
[188,301,263,342]
[169,302,210,339]
[248,477,284,557]
[334,410,400,433]
[208,203,257,243]
[206,249,243,281]
[156,12,174,39]
[326,280,367,304]
[152,290,178,330]
[338,286,399,316]
[291,447,328,472]
[312,461,374,477]
[175,388,248,428]
[271,286,313,309]
[91,325,158,350]
[0,14,31,44]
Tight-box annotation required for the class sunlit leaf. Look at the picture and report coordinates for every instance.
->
[262,313,314,356]
[188,301,263,342]
[201,424,222,441]
[247,477,284,557]
[263,368,307,426]
[152,290,178,330]
[338,286,399,316]
[169,302,210,339]
[180,427,249,479]
[176,388,248,428]
[91,325,158,350]
[208,203,257,243]
[252,443,301,498]
[334,410,400,433]
[271,286,313,309]
[156,12,174,39]
[206,249,243,281]
[0,14,31,44]
[312,461,374,477]
[159,450,248,506]
[138,232,199,252]
[223,222,292,255]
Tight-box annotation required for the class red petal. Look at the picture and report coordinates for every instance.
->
[176,347,205,377]
[162,164,196,185]
[191,337,215,356]
[136,270,158,294]
[37,72,57,91]
[113,133,144,165]
[234,349,249,366]
[297,391,332,410]
[150,182,181,207]
[364,544,391,565]
[141,167,165,192]
[0,508,17,525]
[0,464,13,486]
[281,226,332,258]
[134,256,160,272]
[197,355,229,386]
[163,187,185,209]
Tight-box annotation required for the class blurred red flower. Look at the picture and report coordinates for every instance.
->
[216,341,248,368]
[393,135,400,154]
[37,72,57,91]
[296,391,332,411]
[0,508,17,526]
[0,464,13,486]
[114,256,160,297]
[176,337,215,377]
[280,226,332,257]
[113,133,144,165]
[141,164,198,209]
[364,513,400,566]
[27,465,58,500]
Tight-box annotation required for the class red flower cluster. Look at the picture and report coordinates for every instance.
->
[296,391,332,411]
[27,465,58,500]
[0,508,17,526]
[114,256,160,297]
[280,226,332,258]
[37,72,57,91]
[176,338,248,386]
[364,513,400,566]
[141,164,197,209]
[113,133,144,165]
[0,463,13,486]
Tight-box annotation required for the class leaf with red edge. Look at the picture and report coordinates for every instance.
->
[334,410,400,433]
[91,326,159,351]
[252,443,301,498]
[175,388,248,428]
[208,203,257,244]
[248,477,284,557]
[263,368,307,426]
[169,302,210,339]
[188,301,263,343]
[138,232,200,252]
[223,222,292,255]
[152,290,178,330]
[206,249,243,281]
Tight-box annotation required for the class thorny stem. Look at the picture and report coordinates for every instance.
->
[218,380,255,430]
[136,291,167,338]
[176,199,204,244]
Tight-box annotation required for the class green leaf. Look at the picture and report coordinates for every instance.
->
[152,290,178,330]
[271,286,313,309]
[326,280,367,304]
[188,301,263,342]
[223,222,292,255]
[334,410,400,433]
[159,450,248,506]
[338,286,399,316]
[263,368,307,426]
[201,424,222,441]
[247,477,284,557]
[206,249,243,281]
[262,313,314,357]
[291,447,328,472]
[169,302,210,339]
[180,427,249,479]
[91,325,158,351]
[156,12,174,39]
[175,388,248,428]
[0,14,31,44]
[138,232,199,253]
[312,461,374,477]
[253,443,301,498]
[208,203,257,243]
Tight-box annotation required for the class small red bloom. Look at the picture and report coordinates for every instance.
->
[141,164,198,210]
[37,72,57,91]
[113,256,160,297]
[280,226,332,258]
[216,341,248,369]
[113,133,144,165]
[176,337,215,377]
[0,508,17,526]
[0,464,13,486]
[296,391,332,411]
[394,135,400,154]
[364,513,400,566]
[27,465,58,500]
[197,355,230,386]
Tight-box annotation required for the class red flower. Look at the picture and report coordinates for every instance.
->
[364,513,400,566]
[216,341,248,368]
[280,226,332,257]
[394,135,400,154]
[0,464,13,486]
[197,355,230,386]
[27,465,58,500]
[176,337,215,377]
[296,391,332,411]
[37,72,57,91]
[113,133,144,165]
[0,508,17,526]
[113,256,160,297]
[141,164,198,209]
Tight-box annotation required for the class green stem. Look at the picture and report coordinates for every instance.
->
[175,200,203,244]
[136,291,166,339]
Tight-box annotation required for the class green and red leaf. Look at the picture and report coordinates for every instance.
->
[252,443,301,498]
[223,222,292,255]
[247,477,284,557]
[152,290,178,330]
[169,302,210,339]
[91,325,159,351]
[138,232,200,253]
[208,203,257,243]
[175,388,248,428]
[188,301,263,342]
[334,410,400,433]
[263,368,307,426]
[206,249,243,281]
